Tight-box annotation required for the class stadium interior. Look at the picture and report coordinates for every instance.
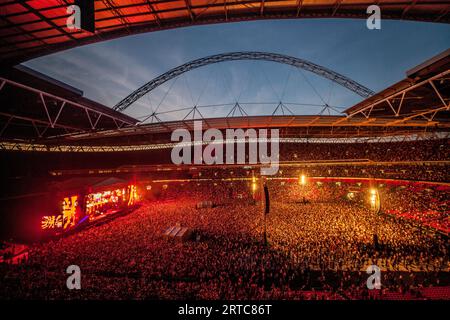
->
[0,0,449,301]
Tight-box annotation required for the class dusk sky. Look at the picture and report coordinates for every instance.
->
[24,19,450,122]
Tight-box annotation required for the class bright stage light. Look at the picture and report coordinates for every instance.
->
[299,174,306,185]
[369,189,378,206]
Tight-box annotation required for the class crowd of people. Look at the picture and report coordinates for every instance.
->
[183,163,450,182]
[157,138,449,182]
[1,180,448,300]
[131,138,449,164]
[280,139,449,162]
[380,186,449,234]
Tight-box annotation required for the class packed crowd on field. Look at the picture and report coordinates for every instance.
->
[380,186,449,234]
[1,181,448,300]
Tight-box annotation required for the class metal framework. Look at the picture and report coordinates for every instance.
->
[1,49,447,144]
[1,1,449,66]
[0,76,137,139]
[40,114,449,147]
[2,131,449,152]
[113,51,375,112]
[345,69,450,122]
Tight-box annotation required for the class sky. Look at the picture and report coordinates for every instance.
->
[24,18,450,122]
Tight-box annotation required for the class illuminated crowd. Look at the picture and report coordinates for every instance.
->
[380,187,449,234]
[1,181,448,300]
[133,138,449,164]
[280,139,449,162]
[167,139,450,182]
[188,164,450,183]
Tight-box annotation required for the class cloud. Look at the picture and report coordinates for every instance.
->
[23,19,450,122]
[25,45,158,107]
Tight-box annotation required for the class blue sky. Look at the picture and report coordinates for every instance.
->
[25,19,450,122]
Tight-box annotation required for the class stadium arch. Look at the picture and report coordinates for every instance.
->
[112,51,375,112]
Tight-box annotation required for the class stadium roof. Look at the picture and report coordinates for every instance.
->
[0,3,449,145]
[0,64,139,140]
[40,114,447,146]
[1,0,450,66]
[0,48,449,143]
[39,48,449,145]
[345,48,450,122]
